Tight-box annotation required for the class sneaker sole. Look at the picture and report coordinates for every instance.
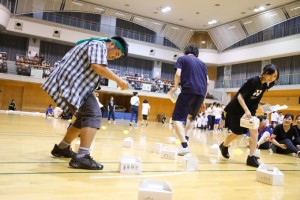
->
[69,161,104,170]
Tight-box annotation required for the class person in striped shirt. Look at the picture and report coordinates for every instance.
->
[43,36,129,170]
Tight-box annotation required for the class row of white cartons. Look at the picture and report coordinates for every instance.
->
[256,164,284,186]
[119,155,142,174]
[240,116,259,129]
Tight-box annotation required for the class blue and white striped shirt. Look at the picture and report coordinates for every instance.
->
[42,40,108,113]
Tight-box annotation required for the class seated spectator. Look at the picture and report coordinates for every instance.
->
[270,113,300,157]
[294,115,300,149]
[162,115,167,124]
[46,105,54,117]
[8,99,16,111]
[246,115,272,149]
[53,106,63,118]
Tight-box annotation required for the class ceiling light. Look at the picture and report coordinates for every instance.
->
[253,6,265,12]
[115,12,125,16]
[268,13,277,17]
[258,6,266,11]
[152,22,161,25]
[161,6,171,13]
[208,20,217,25]
[243,21,252,25]
[228,26,236,29]
[95,7,104,11]
[171,26,179,30]
[135,17,143,21]
[291,6,300,11]
[72,1,83,6]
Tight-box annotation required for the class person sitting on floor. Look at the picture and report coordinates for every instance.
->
[246,115,272,149]
[270,113,300,157]
[46,105,54,117]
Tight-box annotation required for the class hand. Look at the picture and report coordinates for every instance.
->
[117,79,129,90]
[169,87,177,95]
[199,103,206,113]
[279,144,287,149]
[244,110,252,119]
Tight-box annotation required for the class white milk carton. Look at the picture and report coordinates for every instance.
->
[160,147,178,160]
[152,143,164,154]
[256,164,284,186]
[138,180,172,200]
[123,137,134,148]
[209,144,220,155]
[118,155,142,174]
[166,136,176,144]
[240,116,259,129]
[182,154,199,171]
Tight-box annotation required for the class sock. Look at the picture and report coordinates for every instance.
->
[76,147,90,158]
[185,136,189,141]
[181,142,188,148]
[58,140,71,149]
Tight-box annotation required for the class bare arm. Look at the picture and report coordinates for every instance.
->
[173,68,181,90]
[237,93,251,118]
[91,64,128,90]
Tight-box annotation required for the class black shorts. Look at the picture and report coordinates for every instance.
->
[225,112,248,135]
[172,93,205,122]
[142,115,148,120]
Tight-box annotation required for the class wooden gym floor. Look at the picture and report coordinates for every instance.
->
[0,113,299,200]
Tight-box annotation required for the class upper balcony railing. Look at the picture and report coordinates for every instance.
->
[216,73,300,89]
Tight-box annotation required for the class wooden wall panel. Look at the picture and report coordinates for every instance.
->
[0,81,24,110]
[22,83,55,112]
[1,79,298,122]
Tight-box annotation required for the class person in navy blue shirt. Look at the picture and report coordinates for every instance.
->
[169,45,209,156]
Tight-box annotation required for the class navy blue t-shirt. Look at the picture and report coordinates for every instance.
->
[174,55,207,96]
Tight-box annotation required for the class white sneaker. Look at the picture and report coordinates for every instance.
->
[178,147,190,156]
[113,121,116,124]
[108,120,111,124]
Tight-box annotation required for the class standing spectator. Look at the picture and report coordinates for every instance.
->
[168,45,208,156]
[219,64,279,167]
[270,113,300,157]
[42,36,129,170]
[206,104,213,130]
[141,99,150,126]
[107,96,116,124]
[8,99,16,111]
[270,111,279,129]
[278,112,284,124]
[129,92,140,126]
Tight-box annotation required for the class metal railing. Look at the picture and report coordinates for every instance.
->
[215,72,300,89]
